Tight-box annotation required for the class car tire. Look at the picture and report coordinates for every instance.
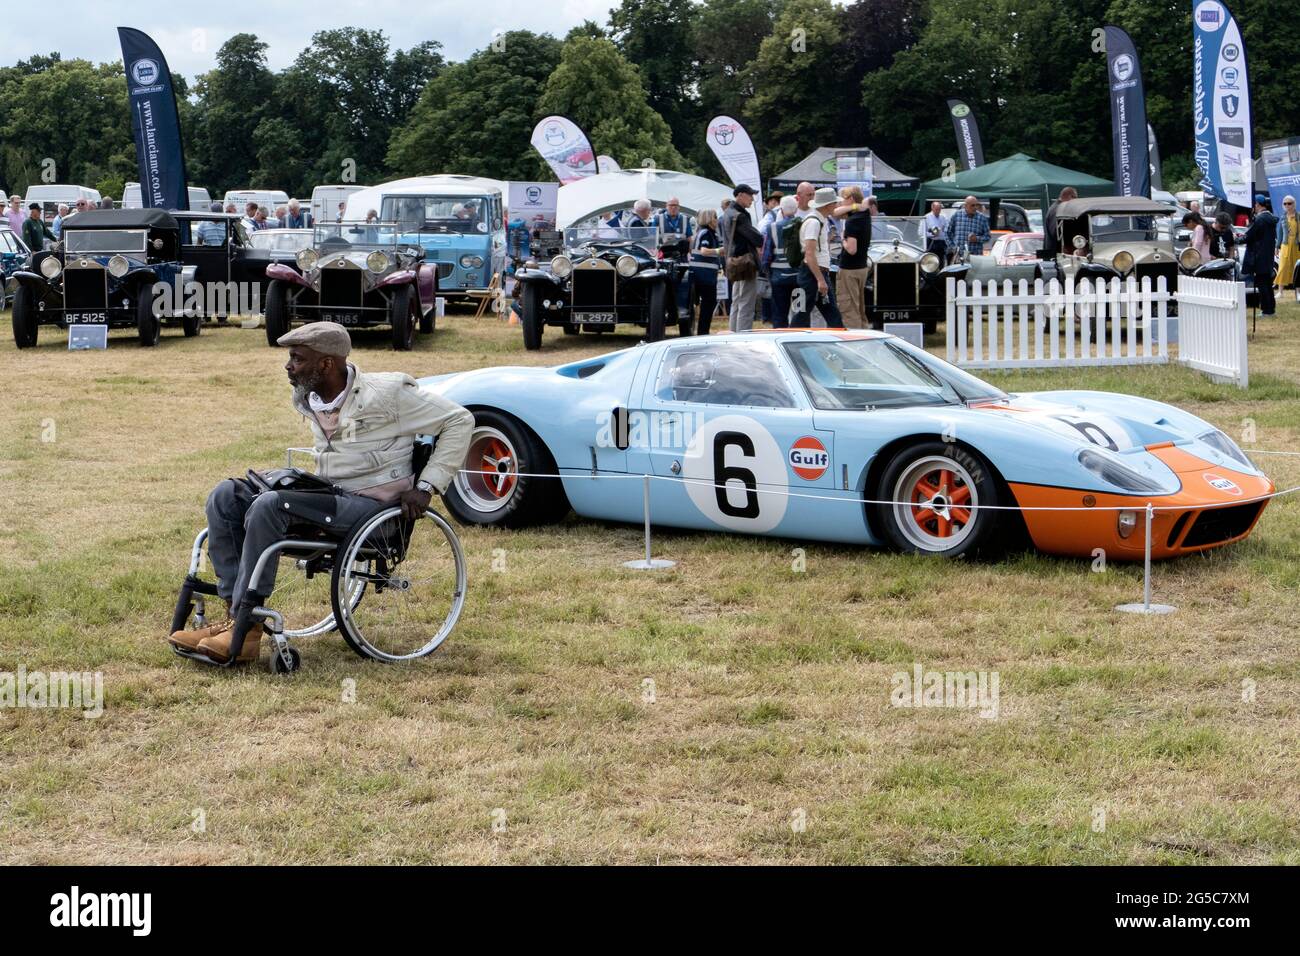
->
[390,285,415,351]
[11,283,38,348]
[137,290,161,347]
[520,282,543,350]
[182,309,202,337]
[419,298,435,334]
[874,441,999,559]
[646,281,667,342]
[264,279,289,347]
[562,321,579,335]
[442,409,568,528]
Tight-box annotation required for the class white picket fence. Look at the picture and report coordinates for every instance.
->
[1176,275,1248,389]
[944,275,1248,388]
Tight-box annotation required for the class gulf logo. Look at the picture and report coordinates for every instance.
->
[789,436,829,481]
[1204,473,1242,495]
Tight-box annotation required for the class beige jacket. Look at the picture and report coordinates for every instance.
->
[292,364,473,495]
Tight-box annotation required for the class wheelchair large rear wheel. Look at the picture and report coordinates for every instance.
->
[330,506,467,662]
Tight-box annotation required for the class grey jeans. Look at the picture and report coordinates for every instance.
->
[729,276,758,331]
[205,478,386,607]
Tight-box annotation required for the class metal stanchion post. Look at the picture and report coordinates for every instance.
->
[624,474,675,570]
[1117,502,1175,615]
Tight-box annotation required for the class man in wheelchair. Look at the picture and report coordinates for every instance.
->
[169,321,473,664]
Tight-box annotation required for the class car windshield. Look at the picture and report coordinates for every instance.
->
[870,217,926,248]
[249,230,314,252]
[381,195,488,234]
[64,229,148,254]
[1006,237,1042,257]
[784,338,1005,410]
[1089,214,1159,243]
[565,225,659,255]
[312,221,406,252]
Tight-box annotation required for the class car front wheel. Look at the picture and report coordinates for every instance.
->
[137,290,160,347]
[11,283,38,348]
[520,283,543,350]
[875,442,999,558]
[645,281,667,342]
[264,280,289,346]
[390,285,415,351]
[442,410,568,528]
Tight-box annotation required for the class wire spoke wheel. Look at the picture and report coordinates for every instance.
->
[453,426,519,514]
[268,555,365,639]
[332,507,467,662]
[891,455,980,553]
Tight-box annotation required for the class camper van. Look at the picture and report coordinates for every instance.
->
[311,184,365,224]
[344,176,507,298]
[25,184,102,220]
[123,183,213,211]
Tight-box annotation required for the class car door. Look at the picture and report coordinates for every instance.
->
[180,217,231,287]
[625,338,848,541]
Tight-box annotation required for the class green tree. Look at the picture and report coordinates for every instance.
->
[536,36,688,172]
[608,0,701,158]
[189,34,276,193]
[388,31,562,181]
[743,0,857,175]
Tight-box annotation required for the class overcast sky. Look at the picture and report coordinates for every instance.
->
[2,0,621,77]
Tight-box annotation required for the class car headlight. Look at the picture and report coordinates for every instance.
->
[919,252,940,274]
[296,248,318,271]
[1117,510,1138,539]
[108,255,130,278]
[551,255,572,278]
[616,254,638,277]
[1072,235,1087,251]
[459,254,483,268]
[1111,251,1134,275]
[1198,429,1253,468]
[1179,247,1202,270]
[366,251,390,273]
[40,256,62,279]
[1078,448,1165,494]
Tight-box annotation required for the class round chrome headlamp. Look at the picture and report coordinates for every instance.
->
[108,255,130,278]
[1111,250,1134,275]
[551,255,573,278]
[616,254,638,277]
[366,251,390,273]
[1072,235,1087,251]
[459,254,483,268]
[1179,246,1202,270]
[919,252,941,274]
[296,248,319,271]
[40,256,62,279]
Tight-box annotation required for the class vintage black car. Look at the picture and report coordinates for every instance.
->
[262,221,439,351]
[11,208,193,348]
[173,211,279,318]
[860,217,951,333]
[513,226,678,350]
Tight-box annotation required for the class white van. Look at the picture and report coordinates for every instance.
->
[311,184,365,224]
[123,182,213,211]
[223,189,290,214]
[25,184,102,220]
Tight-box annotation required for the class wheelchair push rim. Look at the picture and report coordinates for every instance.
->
[331,506,467,662]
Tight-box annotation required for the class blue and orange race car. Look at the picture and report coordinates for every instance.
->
[420,330,1272,560]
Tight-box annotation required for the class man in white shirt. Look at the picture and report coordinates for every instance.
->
[923,201,948,260]
[790,187,843,328]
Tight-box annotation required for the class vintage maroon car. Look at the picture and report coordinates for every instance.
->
[263,221,438,350]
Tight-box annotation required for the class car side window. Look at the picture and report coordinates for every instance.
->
[655,344,796,408]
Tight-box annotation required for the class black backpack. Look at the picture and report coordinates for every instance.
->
[781,215,807,270]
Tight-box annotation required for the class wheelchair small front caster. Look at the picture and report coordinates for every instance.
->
[270,647,301,674]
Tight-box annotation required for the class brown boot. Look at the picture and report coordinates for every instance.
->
[197,623,264,664]
[169,618,234,651]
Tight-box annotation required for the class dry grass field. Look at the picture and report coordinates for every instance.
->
[2,301,1299,864]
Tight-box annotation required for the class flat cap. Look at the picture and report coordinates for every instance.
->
[277,321,352,357]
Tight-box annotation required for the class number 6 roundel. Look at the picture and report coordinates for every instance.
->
[682,415,789,532]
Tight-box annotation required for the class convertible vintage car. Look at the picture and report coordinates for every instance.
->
[419,329,1272,560]
[513,225,679,349]
[861,216,954,333]
[263,221,439,350]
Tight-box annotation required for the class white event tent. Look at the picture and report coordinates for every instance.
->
[556,169,733,228]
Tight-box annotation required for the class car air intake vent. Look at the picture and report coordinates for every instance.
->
[1182,501,1264,548]
[64,266,107,310]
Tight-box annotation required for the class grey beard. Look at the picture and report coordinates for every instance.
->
[292,382,313,406]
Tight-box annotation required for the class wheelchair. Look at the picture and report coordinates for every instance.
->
[170,443,468,673]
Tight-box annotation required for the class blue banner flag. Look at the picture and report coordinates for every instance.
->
[118,27,189,211]
[1104,26,1151,198]
[946,99,985,170]
[1192,1,1252,208]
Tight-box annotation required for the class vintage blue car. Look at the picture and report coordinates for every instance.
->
[1,224,31,307]
[419,329,1272,560]
[11,208,196,347]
